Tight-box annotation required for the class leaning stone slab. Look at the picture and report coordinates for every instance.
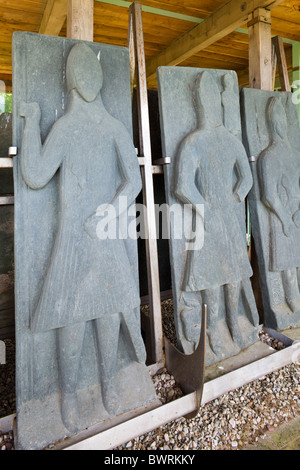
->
[157,67,259,366]
[240,88,300,330]
[13,32,156,450]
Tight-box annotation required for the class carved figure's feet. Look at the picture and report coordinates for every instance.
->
[287,298,300,314]
[181,307,201,347]
[229,324,245,349]
[61,391,81,434]
[101,379,119,416]
[207,328,223,357]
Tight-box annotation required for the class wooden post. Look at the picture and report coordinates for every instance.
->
[272,36,291,92]
[271,39,277,90]
[128,2,164,368]
[67,0,94,41]
[247,8,273,315]
[248,8,272,91]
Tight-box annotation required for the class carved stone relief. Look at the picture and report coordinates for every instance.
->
[157,67,259,365]
[241,88,300,330]
[13,33,156,449]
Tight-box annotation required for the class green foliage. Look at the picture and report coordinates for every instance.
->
[0,93,12,114]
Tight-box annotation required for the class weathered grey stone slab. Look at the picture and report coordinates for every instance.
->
[157,67,259,366]
[13,32,156,450]
[240,88,300,330]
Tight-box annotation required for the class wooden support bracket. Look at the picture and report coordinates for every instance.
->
[247,8,271,28]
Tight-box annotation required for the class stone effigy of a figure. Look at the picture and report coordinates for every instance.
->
[19,43,149,433]
[257,97,300,315]
[173,70,258,357]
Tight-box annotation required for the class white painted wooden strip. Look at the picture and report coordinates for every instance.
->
[64,393,197,450]
[0,158,13,168]
[202,341,300,406]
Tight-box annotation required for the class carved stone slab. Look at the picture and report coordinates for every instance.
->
[240,88,300,330]
[157,67,259,366]
[13,32,156,450]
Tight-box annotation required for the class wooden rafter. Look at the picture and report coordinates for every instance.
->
[38,0,68,36]
[145,0,286,85]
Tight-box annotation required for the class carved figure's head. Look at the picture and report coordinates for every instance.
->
[268,96,287,140]
[193,71,222,128]
[222,73,234,91]
[66,43,103,102]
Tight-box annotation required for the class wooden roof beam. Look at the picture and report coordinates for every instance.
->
[146,0,286,85]
[38,0,68,36]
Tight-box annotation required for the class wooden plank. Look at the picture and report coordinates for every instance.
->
[182,49,248,67]
[96,0,225,20]
[67,0,94,41]
[0,0,44,12]
[145,0,286,85]
[0,68,12,79]
[128,2,163,365]
[248,8,272,90]
[38,0,68,36]
[0,41,12,55]
[272,38,278,89]
[182,56,247,73]
[271,17,300,41]
[0,7,41,26]
[0,59,12,70]
[94,3,194,33]
[205,43,249,60]
[272,3,300,25]
[272,36,291,91]
[0,21,40,39]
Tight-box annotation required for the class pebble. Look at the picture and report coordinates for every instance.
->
[0,431,14,451]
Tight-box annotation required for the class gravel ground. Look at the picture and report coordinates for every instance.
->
[116,362,299,450]
[0,301,299,450]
